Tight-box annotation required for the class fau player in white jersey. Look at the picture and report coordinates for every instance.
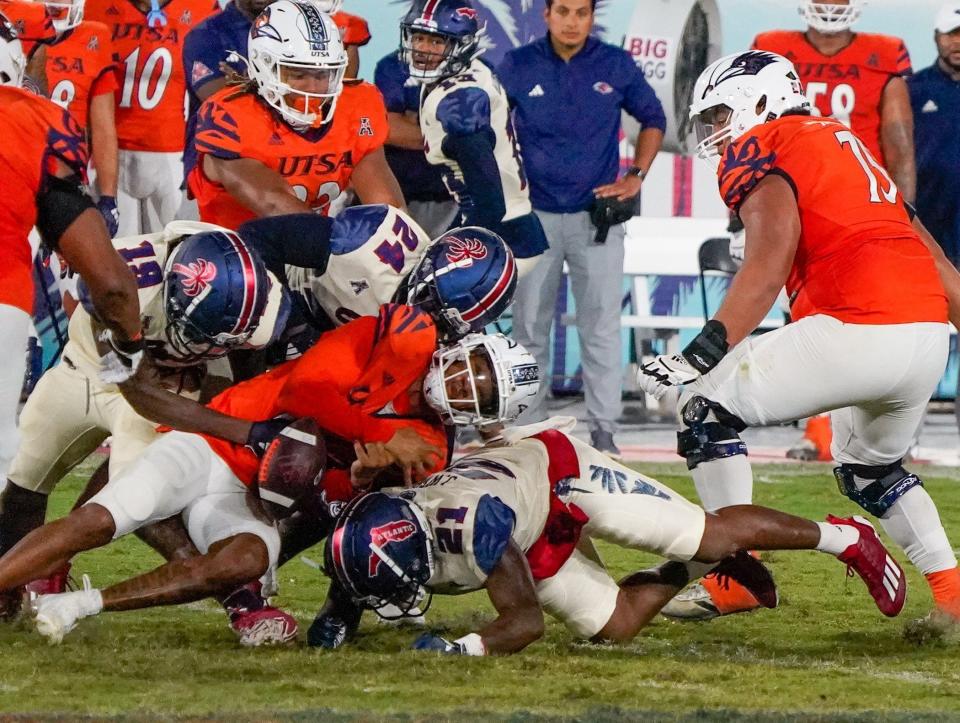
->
[400,0,547,276]
[327,420,910,655]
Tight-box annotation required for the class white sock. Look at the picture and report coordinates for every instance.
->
[878,487,958,575]
[815,521,860,555]
[692,454,754,512]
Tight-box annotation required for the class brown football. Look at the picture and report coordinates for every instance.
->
[256,417,327,515]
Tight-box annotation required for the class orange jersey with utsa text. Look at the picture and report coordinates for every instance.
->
[189,80,388,228]
[752,31,911,163]
[85,0,219,152]
[0,0,55,56]
[718,115,946,325]
[202,305,446,491]
[332,11,369,46]
[45,21,118,131]
[0,87,88,314]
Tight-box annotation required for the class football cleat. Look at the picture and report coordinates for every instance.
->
[660,552,775,621]
[827,514,906,617]
[229,607,299,647]
[32,574,101,644]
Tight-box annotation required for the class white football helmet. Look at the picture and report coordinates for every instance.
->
[689,51,809,165]
[798,0,865,34]
[247,0,347,130]
[0,14,25,87]
[45,0,85,34]
[423,333,539,427]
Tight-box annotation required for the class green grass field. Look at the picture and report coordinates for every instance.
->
[1,457,959,721]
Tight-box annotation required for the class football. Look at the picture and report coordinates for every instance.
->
[256,417,327,516]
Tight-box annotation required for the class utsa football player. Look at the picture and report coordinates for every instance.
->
[324,423,906,655]
[640,51,960,635]
[188,0,403,230]
[0,311,535,645]
[400,0,547,274]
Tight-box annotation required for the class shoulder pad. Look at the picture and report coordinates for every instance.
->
[436,86,492,137]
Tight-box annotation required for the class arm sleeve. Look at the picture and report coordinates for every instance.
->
[620,55,667,132]
[374,58,408,113]
[238,214,334,279]
[182,25,225,94]
[442,131,507,227]
[193,98,242,160]
[336,13,371,46]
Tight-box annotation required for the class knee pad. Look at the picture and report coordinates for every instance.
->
[676,396,748,470]
[834,461,923,518]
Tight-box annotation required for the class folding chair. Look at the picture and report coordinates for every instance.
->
[698,237,739,319]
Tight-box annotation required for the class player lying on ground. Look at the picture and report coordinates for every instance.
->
[0,224,289,616]
[325,424,906,655]
[638,51,960,635]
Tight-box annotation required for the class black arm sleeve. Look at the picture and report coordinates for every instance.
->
[35,174,96,251]
[238,214,335,283]
[441,130,507,228]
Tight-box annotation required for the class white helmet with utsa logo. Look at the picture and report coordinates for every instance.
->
[0,13,25,87]
[689,50,809,165]
[799,0,866,34]
[423,333,539,427]
[44,0,85,34]
[248,0,347,130]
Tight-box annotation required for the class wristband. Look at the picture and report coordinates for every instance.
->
[682,319,729,374]
[625,166,646,179]
[454,632,486,656]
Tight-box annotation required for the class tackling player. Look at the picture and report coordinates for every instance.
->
[188,0,403,230]
[85,0,219,236]
[0,224,289,608]
[639,51,960,634]
[42,0,121,235]
[401,0,548,274]
[0,313,532,644]
[324,426,905,655]
[0,21,141,564]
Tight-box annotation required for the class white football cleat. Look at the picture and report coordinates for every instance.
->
[31,574,102,644]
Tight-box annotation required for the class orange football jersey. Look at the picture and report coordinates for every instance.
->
[718,115,946,326]
[45,21,117,131]
[752,31,911,163]
[0,0,55,56]
[0,86,88,314]
[189,80,388,229]
[332,10,369,47]
[85,0,219,152]
[202,305,445,488]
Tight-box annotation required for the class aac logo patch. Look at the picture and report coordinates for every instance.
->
[358,116,374,136]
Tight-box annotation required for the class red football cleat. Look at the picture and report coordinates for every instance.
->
[827,514,906,617]
[25,563,72,597]
[229,606,299,647]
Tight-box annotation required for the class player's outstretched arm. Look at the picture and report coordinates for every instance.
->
[204,155,312,218]
[476,541,545,654]
[349,147,407,210]
[712,173,800,346]
[912,215,960,328]
[879,77,916,205]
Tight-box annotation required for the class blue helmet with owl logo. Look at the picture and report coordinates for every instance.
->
[402,226,516,342]
[400,0,483,82]
[164,229,288,363]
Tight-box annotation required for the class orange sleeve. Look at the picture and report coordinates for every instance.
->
[44,104,89,177]
[349,82,389,161]
[892,38,912,77]
[194,96,243,160]
[334,11,371,46]
[90,25,118,96]
[717,127,780,211]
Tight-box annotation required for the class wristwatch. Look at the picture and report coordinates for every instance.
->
[625,166,647,179]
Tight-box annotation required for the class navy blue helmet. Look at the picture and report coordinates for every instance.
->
[400,0,482,82]
[402,226,516,342]
[325,492,434,617]
[164,229,280,362]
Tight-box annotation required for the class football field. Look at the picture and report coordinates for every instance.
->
[1,457,959,721]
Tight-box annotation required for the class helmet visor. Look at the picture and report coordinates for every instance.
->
[424,343,500,425]
[276,60,345,125]
[692,104,733,163]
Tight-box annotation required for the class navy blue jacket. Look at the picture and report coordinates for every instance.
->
[497,35,665,214]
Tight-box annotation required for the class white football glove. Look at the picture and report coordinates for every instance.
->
[97,329,145,385]
[637,354,701,400]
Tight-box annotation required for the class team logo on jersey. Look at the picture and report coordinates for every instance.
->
[368,520,416,576]
[593,81,614,95]
[87,35,99,51]
[455,7,478,20]
[252,8,282,42]
[191,61,213,86]
[358,116,374,137]
[350,279,369,295]
[172,258,218,297]
[444,237,488,266]
[180,10,192,25]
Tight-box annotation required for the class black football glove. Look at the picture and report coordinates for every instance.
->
[245,414,295,457]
